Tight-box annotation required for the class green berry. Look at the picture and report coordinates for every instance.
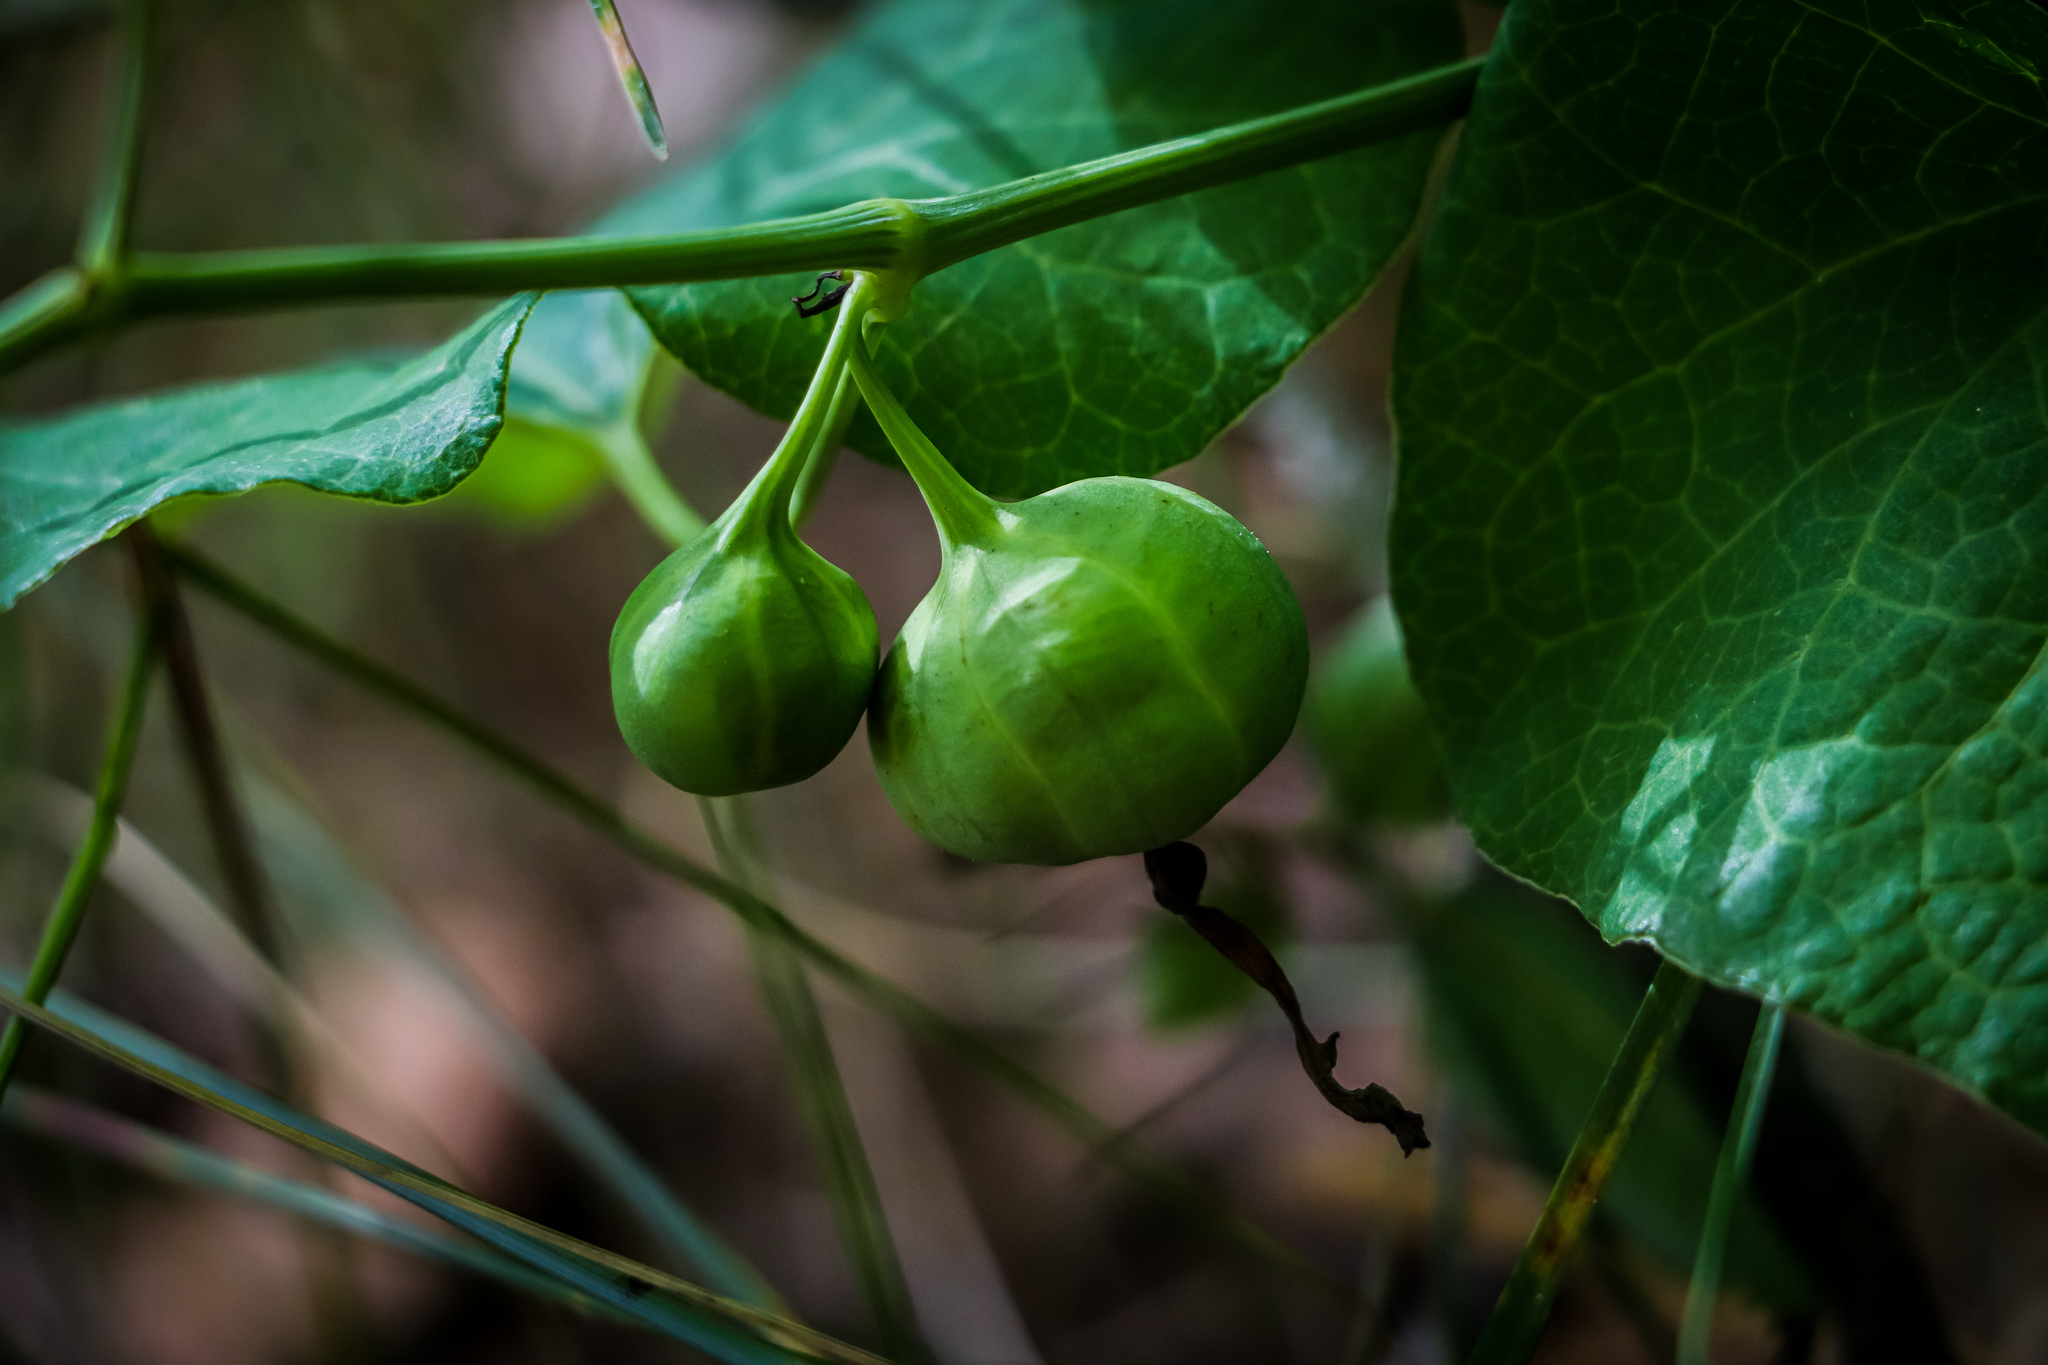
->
[610,511,876,796]
[609,279,878,797]
[850,341,1307,865]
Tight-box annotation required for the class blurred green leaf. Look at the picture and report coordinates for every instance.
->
[1306,599,1451,825]
[0,296,535,608]
[504,288,699,539]
[1412,885,1810,1309]
[442,416,609,528]
[1392,0,2048,1134]
[612,0,1459,498]
[0,971,875,1365]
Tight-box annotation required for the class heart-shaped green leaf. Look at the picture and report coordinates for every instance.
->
[617,0,1460,498]
[0,295,535,608]
[1392,0,2048,1131]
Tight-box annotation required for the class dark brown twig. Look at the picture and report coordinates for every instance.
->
[1144,842,1429,1154]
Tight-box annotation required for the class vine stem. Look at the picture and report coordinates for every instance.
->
[161,542,1356,1305]
[1467,958,1704,1365]
[1677,1003,1786,1365]
[0,578,164,1100]
[76,0,155,278]
[0,56,1482,377]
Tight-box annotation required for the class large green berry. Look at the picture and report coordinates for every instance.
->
[1305,598,1451,824]
[610,514,876,796]
[609,284,877,796]
[849,343,1307,865]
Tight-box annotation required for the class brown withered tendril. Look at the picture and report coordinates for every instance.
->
[792,269,850,317]
[1143,841,1429,1154]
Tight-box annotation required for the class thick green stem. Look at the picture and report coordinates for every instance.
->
[917,56,1482,269]
[0,58,1481,377]
[1677,1003,1786,1365]
[704,799,924,1363]
[845,336,999,546]
[1467,958,1704,1365]
[162,542,1353,1305]
[0,597,163,1100]
[77,0,155,276]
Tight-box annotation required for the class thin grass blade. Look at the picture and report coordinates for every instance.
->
[1468,958,1704,1365]
[0,1084,622,1318]
[242,765,781,1308]
[1677,1004,1786,1365]
[165,542,1356,1303]
[706,798,923,1360]
[0,971,885,1365]
[585,0,668,160]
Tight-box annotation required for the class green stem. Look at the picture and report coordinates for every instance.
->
[77,0,155,276]
[0,57,1481,377]
[704,799,924,1362]
[0,597,164,1100]
[586,0,668,160]
[916,56,1482,270]
[845,334,999,546]
[599,420,705,547]
[737,276,874,535]
[788,367,860,534]
[0,269,92,377]
[162,542,1354,1305]
[1468,958,1704,1365]
[1677,1003,1786,1365]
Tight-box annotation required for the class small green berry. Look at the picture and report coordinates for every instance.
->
[850,339,1307,864]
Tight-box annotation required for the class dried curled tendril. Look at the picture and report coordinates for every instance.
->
[1143,842,1430,1155]
[792,270,850,317]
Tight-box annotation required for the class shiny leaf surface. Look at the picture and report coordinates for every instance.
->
[1392,0,2048,1130]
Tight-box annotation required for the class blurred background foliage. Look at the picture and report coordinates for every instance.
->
[3,2,2048,1363]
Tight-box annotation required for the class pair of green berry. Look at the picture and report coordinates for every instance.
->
[608,273,1309,866]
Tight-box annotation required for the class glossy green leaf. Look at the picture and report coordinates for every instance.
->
[1391,0,2048,1131]
[1413,887,1808,1308]
[618,0,1460,498]
[0,295,535,608]
[0,972,870,1365]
